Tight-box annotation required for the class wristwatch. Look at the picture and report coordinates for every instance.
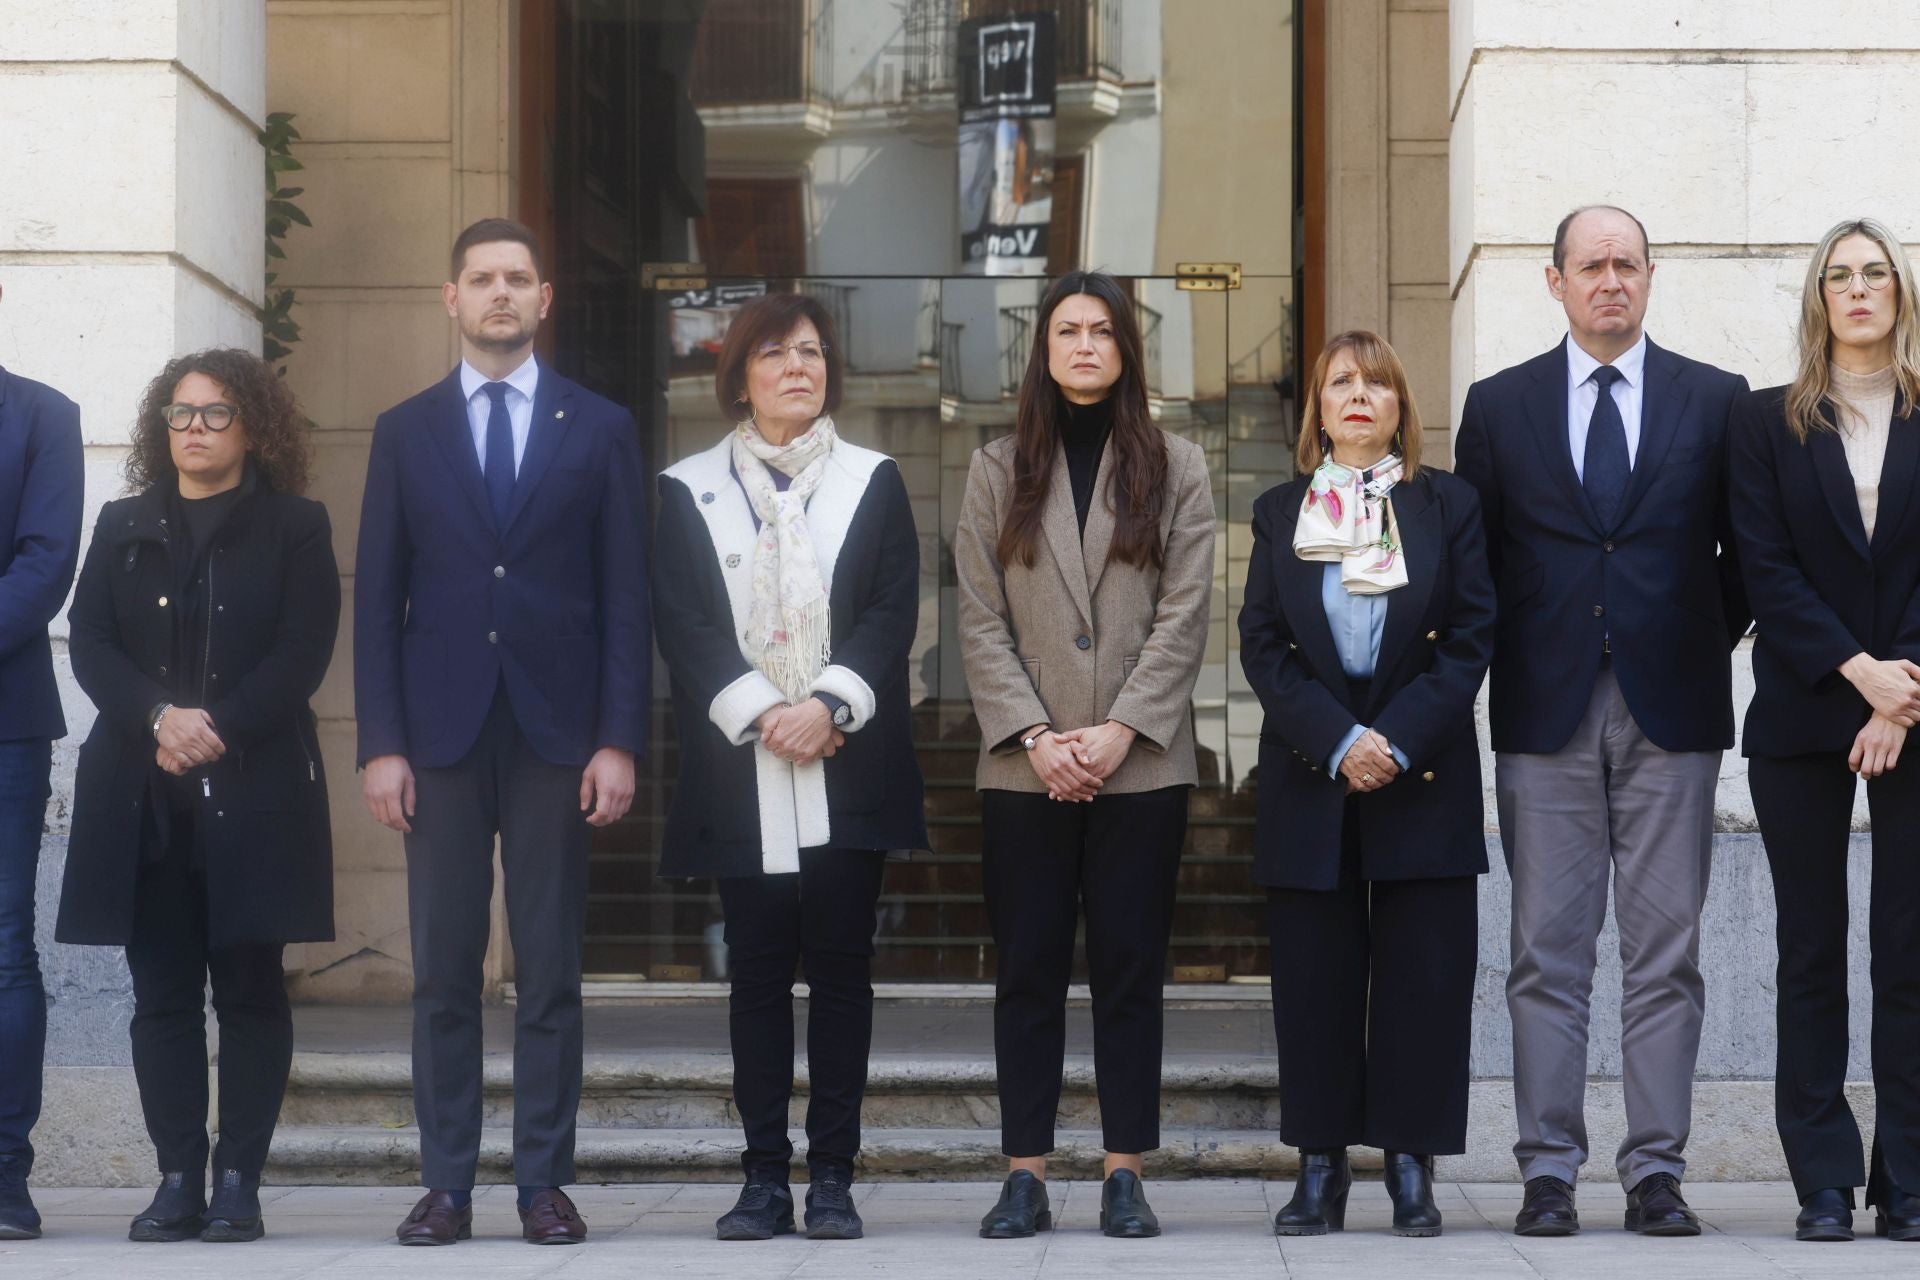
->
[812,691,853,727]
[149,702,173,741]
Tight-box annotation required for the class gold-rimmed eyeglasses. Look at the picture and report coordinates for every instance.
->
[1823,264,1894,294]
[751,341,828,368]
[162,402,237,432]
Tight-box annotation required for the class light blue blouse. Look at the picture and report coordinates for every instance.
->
[1321,561,1410,779]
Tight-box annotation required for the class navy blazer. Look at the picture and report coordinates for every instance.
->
[1454,337,1750,754]
[1730,385,1920,756]
[1239,470,1495,891]
[0,366,84,741]
[354,365,650,769]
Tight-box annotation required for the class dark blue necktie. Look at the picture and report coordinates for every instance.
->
[482,381,514,526]
[1582,364,1629,527]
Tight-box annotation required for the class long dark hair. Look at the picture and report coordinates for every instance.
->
[995,271,1168,571]
[128,348,311,494]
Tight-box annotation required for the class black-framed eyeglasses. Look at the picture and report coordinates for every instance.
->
[162,403,237,432]
[1823,264,1895,294]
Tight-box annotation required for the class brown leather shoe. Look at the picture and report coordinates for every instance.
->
[396,1190,471,1245]
[519,1188,587,1244]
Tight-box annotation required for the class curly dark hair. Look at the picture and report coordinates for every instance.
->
[127,348,312,494]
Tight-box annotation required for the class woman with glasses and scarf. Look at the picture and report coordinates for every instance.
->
[652,291,926,1243]
[1730,217,1920,1244]
[56,348,339,1244]
[1238,330,1494,1238]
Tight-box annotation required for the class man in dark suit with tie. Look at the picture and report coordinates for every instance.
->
[1455,206,1750,1239]
[355,219,649,1246]
[0,312,85,1241]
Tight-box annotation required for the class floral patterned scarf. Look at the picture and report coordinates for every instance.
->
[732,416,839,701]
[1292,453,1408,594]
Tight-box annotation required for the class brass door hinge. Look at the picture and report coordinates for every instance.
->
[640,262,707,289]
[1175,262,1242,291]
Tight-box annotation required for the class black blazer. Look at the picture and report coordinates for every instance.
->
[1454,338,1750,753]
[651,436,928,877]
[0,366,84,741]
[57,480,340,947]
[1238,470,1495,891]
[1730,384,1920,756]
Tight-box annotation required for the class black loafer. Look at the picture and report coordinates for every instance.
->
[0,1160,40,1240]
[200,1169,264,1242]
[804,1171,864,1240]
[1624,1172,1700,1236]
[1515,1175,1579,1236]
[1274,1149,1351,1235]
[128,1172,207,1243]
[1796,1187,1854,1242]
[1099,1169,1161,1238]
[980,1170,1052,1239]
[1875,1189,1920,1242]
[715,1178,795,1241]
[1383,1151,1442,1237]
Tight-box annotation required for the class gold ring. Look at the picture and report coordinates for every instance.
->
[1362,772,1373,782]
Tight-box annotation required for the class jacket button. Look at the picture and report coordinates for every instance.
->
[1422,771,1435,782]
[1425,630,1438,642]
[494,565,505,578]
[157,596,169,608]
[1288,642,1298,650]
[158,665,168,676]
[1604,541,1615,553]
[488,631,499,645]
[1593,605,1605,617]
[1075,635,1091,650]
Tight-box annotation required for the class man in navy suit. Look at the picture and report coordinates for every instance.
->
[1455,206,1750,1239]
[355,219,648,1246]
[0,305,84,1241]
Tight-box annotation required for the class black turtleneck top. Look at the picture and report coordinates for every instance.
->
[1060,394,1114,537]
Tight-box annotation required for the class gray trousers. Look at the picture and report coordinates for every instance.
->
[1496,665,1720,1189]
[404,689,591,1190]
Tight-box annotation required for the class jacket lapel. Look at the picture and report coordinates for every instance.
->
[1040,445,1093,627]
[1612,339,1687,531]
[1371,477,1439,690]
[427,369,496,531]
[1809,418,1871,558]
[1273,497,1354,710]
[501,373,573,534]
[1526,341,1601,536]
[1082,438,1118,599]
[1869,402,1920,558]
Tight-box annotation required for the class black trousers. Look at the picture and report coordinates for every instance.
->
[1749,752,1920,1201]
[1266,813,1478,1155]
[716,848,886,1180]
[127,805,290,1179]
[404,688,591,1190]
[980,786,1188,1157]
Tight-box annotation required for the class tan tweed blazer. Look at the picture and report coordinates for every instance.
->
[955,429,1214,794]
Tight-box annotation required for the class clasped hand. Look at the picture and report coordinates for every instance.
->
[1026,720,1137,802]
[757,699,845,766]
[1338,729,1400,794]
[154,706,224,775]
[1843,654,1920,727]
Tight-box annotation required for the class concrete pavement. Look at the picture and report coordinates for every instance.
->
[5,1180,1918,1279]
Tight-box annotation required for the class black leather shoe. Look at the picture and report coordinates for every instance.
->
[0,1158,40,1240]
[128,1172,207,1243]
[1873,1188,1920,1242]
[1382,1151,1442,1237]
[1515,1175,1579,1236]
[1795,1187,1854,1242]
[1274,1149,1351,1235]
[200,1169,264,1243]
[716,1178,795,1241]
[1099,1169,1161,1238]
[979,1170,1052,1239]
[804,1171,864,1240]
[1624,1172,1700,1236]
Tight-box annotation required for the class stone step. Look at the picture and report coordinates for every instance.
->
[265,1125,1289,1185]
[278,1052,1283,1132]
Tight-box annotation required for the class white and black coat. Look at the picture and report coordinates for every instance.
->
[652,435,928,877]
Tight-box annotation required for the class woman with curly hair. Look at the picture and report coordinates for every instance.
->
[56,348,339,1244]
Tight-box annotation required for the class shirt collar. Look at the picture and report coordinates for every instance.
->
[1565,330,1647,390]
[460,352,540,404]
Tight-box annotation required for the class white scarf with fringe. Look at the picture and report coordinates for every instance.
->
[732,416,838,701]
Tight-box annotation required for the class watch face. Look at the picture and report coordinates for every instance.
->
[833,705,852,726]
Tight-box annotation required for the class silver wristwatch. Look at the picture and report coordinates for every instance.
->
[150,702,173,740]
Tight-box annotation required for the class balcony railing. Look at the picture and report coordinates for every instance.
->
[1134,299,1163,395]
[801,280,856,372]
[999,304,1037,398]
[940,321,966,399]
[690,0,826,106]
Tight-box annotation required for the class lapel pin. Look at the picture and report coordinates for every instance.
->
[555,410,565,419]
[701,491,715,504]
[725,553,741,568]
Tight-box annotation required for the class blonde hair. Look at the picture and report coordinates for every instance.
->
[1786,217,1920,442]
[1296,330,1423,479]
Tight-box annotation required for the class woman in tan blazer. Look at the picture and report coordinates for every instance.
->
[955,270,1214,1239]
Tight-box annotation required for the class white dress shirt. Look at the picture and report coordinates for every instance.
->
[1566,331,1647,479]
[459,353,539,476]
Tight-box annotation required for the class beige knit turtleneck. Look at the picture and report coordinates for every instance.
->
[1831,362,1898,539]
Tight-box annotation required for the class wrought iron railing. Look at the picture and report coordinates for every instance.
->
[999,304,1037,398]
[690,0,828,106]
[904,0,960,96]
[940,321,966,398]
[1134,299,1163,394]
[801,280,856,371]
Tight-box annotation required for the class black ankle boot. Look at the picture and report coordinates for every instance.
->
[1382,1151,1442,1237]
[201,1169,264,1242]
[128,1172,207,1243]
[0,1156,39,1240]
[1274,1149,1351,1235]
[1796,1187,1854,1242]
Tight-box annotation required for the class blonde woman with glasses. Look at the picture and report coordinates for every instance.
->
[1730,217,1920,1244]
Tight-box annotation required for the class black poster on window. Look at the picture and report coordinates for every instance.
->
[957,12,1057,276]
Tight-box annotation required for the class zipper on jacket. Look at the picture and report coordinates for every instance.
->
[198,547,217,800]
[296,713,317,782]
